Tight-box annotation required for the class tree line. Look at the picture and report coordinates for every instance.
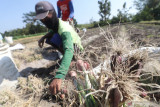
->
[2,0,160,37]
[98,0,160,25]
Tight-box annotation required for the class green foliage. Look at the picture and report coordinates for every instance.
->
[132,6,153,22]
[99,20,110,26]
[98,0,111,22]
[134,0,146,11]
[110,16,121,24]
[23,11,36,24]
[77,20,110,29]
[2,23,47,37]
[73,18,78,28]
[139,20,160,25]
[23,11,42,25]
[77,23,95,29]
[133,0,160,22]
[92,21,99,27]
[147,35,155,38]
[2,11,47,38]
[13,32,46,40]
[111,2,132,24]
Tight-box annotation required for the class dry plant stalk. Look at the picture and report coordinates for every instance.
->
[0,75,50,107]
[0,89,38,107]
[17,75,44,96]
[73,25,160,107]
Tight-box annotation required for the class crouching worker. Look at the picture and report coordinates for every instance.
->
[34,1,83,95]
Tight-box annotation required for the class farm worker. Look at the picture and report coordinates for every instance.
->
[0,34,3,44]
[35,1,83,95]
[57,0,74,25]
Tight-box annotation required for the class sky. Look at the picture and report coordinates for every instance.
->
[0,0,137,33]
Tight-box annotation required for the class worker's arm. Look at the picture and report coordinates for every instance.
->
[69,0,74,19]
[42,31,54,39]
[57,2,61,18]
[55,32,74,79]
[49,32,74,95]
[38,31,54,48]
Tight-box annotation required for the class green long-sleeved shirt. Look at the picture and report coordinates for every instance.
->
[52,19,83,79]
[54,32,74,79]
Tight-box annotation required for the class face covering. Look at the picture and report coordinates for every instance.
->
[41,11,59,33]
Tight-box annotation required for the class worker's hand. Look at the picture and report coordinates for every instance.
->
[38,37,45,48]
[49,78,62,95]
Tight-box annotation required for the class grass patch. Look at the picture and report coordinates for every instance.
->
[77,21,110,29]
[147,35,160,38]
[13,32,46,40]
[78,23,96,29]
[140,20,160,25]
[147,35,155,38]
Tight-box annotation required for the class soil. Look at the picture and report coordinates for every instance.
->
[5,23,160,106]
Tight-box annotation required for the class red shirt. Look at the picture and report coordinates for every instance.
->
[57,0,71,21]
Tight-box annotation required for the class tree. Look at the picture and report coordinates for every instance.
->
[134,0,160,21]
[111,2,132,24]
[22,11,47,34]
[134,0,146,11]
[98,0,111,22]
[89,17,94,24]
[118,2,132,22]
[2,11,47,37]
[73,18,78,28]
[23,12,36,24]
[22,11,44,25]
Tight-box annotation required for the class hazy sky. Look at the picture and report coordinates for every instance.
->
[0,0,137,33]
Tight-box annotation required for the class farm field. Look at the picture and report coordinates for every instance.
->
[1,23,160,107]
